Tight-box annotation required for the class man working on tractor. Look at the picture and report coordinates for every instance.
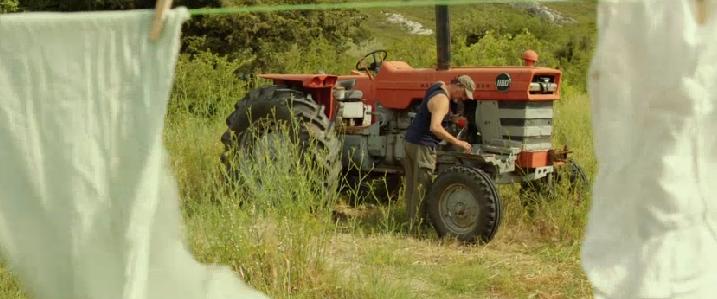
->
[403,74,476,228]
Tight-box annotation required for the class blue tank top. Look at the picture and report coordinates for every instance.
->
[405,83,448,147]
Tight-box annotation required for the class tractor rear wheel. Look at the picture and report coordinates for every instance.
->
[220,86,340,188]
[426,166,502,244]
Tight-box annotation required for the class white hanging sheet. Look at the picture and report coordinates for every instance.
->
[0,7,268,299]
[583,0,717,298]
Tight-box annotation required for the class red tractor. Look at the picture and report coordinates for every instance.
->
[220,5,585,244]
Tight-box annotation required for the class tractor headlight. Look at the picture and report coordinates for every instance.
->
[529,82,558,93]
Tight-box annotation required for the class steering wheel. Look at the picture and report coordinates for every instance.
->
[355,50,388,77]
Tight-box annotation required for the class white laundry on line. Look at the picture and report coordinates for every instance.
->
[582,0,717,298]
[0,7,268,299]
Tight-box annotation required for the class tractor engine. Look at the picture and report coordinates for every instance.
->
[470,73,560,183]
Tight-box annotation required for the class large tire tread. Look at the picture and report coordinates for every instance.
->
[221,85,339,186]
[427,165,502,244]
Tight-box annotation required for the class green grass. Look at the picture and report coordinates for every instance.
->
[0,83,595,299]
[0,3,598,299]
[0,267,23,299]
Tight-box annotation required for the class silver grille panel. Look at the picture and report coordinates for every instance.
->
[476,100,554,152]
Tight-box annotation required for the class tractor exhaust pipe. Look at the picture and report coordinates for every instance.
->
[436,4,451,70]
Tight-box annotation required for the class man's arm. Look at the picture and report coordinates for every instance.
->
[427,94,463,146]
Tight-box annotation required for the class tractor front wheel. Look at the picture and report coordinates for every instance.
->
[426,166,502,244]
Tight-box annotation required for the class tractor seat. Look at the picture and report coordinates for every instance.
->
[381,61,414,72]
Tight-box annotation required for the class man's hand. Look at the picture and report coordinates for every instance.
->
[456,140,472,153]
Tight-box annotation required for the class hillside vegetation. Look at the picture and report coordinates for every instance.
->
[1,1,598,298]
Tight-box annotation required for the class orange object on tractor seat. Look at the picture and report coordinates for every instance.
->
[522,50,538,67]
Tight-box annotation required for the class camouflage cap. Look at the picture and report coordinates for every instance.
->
[455,75,475,99]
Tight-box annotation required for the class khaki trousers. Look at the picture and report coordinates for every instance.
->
[403,142,437,227]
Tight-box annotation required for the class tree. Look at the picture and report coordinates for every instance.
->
[16,0,371,74]
[1,0,19,13]
[182,0,370,73]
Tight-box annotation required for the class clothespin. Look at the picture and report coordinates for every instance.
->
[149,0,173,41]
[695,0,709,25]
